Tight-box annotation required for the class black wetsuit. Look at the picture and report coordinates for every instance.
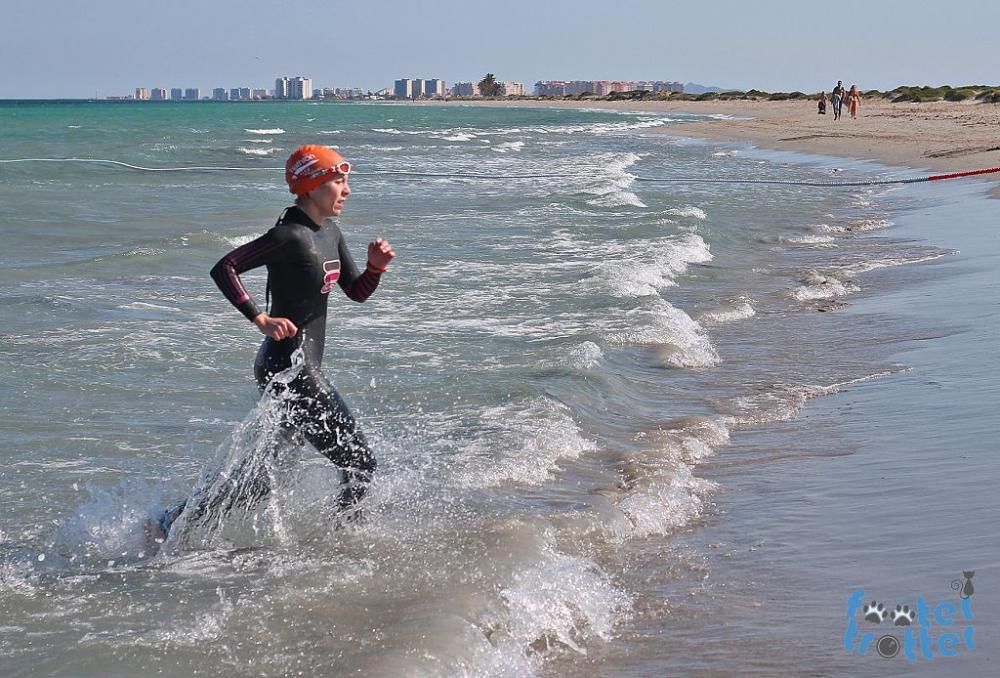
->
[207,206,382,512]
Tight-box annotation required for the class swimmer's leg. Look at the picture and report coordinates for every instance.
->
[289,366,377,515]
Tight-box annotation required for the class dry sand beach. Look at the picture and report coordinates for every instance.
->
[449,97,1000,194]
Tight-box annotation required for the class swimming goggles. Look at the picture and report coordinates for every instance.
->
[326,161,351,176]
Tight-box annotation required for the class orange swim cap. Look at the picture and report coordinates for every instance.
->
[285,145,350,195]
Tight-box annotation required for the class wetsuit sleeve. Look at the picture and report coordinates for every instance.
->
[336,233,382,302]
[210,229,288,321]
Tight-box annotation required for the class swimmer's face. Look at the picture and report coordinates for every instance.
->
[304,173,351,218]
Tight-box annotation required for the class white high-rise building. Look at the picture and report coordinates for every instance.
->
[290,77,313,100]
[170,88,183,100]
[150,88,167,101]
[276,76,313,99]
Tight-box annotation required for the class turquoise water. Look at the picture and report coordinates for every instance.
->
[1,101,996,676]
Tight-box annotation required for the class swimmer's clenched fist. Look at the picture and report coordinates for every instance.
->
[367,237,395,272]
[253,313,298,340]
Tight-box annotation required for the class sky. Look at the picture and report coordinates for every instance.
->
[1,0,998,99]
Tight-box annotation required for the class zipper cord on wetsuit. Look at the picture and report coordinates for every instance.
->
[266,208,292,315]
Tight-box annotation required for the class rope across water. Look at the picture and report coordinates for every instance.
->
[1,157,998,188]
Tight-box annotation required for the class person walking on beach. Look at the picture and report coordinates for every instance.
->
[831,80,846,120]
[151,145,394,541]
[818,92,828,115]
[847,84,861,119]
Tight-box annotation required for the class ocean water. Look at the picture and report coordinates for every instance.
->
[1,101,996,676]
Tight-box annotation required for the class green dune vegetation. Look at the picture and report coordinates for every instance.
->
[493,85,1000,104]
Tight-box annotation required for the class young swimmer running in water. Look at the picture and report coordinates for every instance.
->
[149,145,393,544]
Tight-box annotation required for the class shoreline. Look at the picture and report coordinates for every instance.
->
[433,98,1000,197]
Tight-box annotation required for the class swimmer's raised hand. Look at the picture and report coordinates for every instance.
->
[253,313,298,340]
[367,237,395,273]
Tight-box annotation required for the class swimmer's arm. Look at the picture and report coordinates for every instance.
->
[210,229,286,321]
[338,236,394,302]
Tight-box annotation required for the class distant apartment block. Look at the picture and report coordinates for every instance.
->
[135,87,149,100]
[170,88,183,100]
[501,81,525,96]
[184,88,200,100]
[394,77,445,99]
[451,82,478,97]
[535,80,567,96]
[424,79,446,98]
[252,88,267,100]
[275,76,313,100]
[212,88,229,101]
[394,79,413,98]
[534,80,683,96]
[150,88,167,101]
[274,77,289,99]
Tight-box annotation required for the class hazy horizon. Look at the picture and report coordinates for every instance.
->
[2,0,998,99]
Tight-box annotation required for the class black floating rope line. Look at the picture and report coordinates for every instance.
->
[1,157,998,188]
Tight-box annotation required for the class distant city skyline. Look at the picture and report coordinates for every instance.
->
[1,1,998,99]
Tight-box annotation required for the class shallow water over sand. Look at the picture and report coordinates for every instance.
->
[1,101,996,676]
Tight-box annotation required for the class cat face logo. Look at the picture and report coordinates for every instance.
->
[320,259,340,294]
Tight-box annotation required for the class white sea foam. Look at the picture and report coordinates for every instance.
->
[780,234,836,246]
[581,152,646,208]
[118,302,182,313]
[789,270,859,301]
[698,301,756,324]
[317,129,343,135]
[244,128,285,134]
[566,341,604,369]
[455,397,596,487]
[819,218,893,234]
[223,234,257,248]
[238,147,279,156]
[609,418,728,540]
[492,141,525,153]
[592,233,713,297]
[610,298,720,368]
[496,540,630,655]
[845,251,951,274]
[726,370,901,426]
[664,206,707,220]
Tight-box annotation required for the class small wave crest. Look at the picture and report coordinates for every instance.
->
[609,417,728,539]
[609,298,720,368]
[789,269,859,301]
[592,233,713,298]
[492,141,525,153]
[818,218,893,234]
[454,397,596,488]
[238,147,279,156]
[698,300,756,325]
[244,128,285,135]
